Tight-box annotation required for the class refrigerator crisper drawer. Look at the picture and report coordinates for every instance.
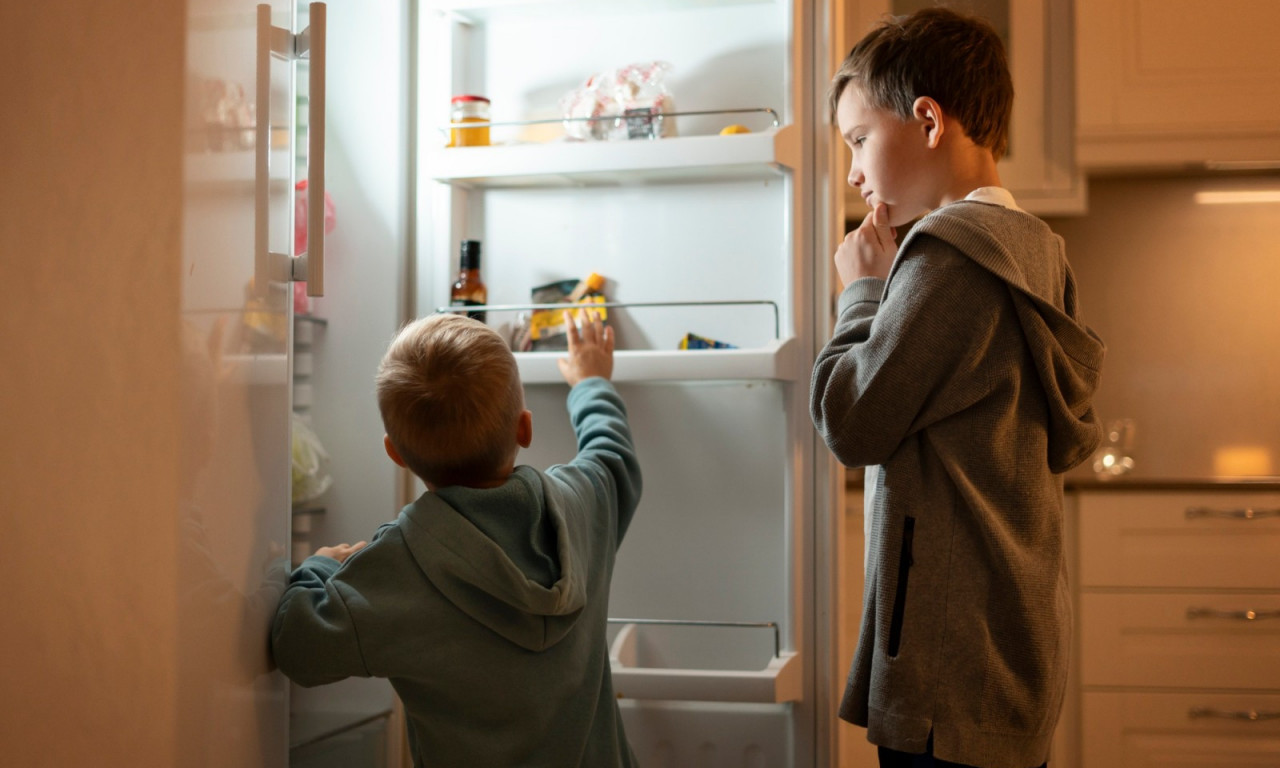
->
[608,620,801,703]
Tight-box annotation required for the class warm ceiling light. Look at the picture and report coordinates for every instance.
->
[1193,190,1280,205]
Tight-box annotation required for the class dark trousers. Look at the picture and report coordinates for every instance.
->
[877,734,1047,768]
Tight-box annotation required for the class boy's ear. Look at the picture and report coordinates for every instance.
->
[383,435,409,468]
[516,409,533,449]
[912,96,945,149]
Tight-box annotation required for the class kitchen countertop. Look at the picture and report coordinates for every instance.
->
[1064,476,1280,491]
[845,469,1280,492]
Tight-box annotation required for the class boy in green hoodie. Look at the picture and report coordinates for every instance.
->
[810,7,1104,768]
[272,310,641,767]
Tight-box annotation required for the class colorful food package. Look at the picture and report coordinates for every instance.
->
[559,61,677,141]
[678,333,738,350]
[526,273,609,351]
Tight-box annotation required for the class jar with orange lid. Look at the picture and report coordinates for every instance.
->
[449,95,491,147]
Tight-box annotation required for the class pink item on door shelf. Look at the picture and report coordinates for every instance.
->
[293,180,337,313]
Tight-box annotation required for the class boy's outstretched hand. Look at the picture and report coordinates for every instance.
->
[315,541,366,563]
[835,201,898,286]
[557,309,614,386]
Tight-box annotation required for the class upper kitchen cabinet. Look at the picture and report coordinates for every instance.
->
[1076,0,1280,171]
[841,0,1085,217]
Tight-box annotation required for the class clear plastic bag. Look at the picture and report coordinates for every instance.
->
[291,413,333,505]
[560,61,677,141]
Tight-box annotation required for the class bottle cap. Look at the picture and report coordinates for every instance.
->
[451,94,490,104]
[460,239,482,269]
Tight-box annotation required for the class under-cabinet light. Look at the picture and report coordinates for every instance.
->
[1193,189,1280,205]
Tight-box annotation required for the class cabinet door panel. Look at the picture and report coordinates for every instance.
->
[1083,691,1280,768]
[1078,492,1280,589]
[1080,592,1280,689]
[1076,0,1280,168]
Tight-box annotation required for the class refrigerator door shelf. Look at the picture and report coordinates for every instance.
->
[608,621,802,703]
[515,336,798,384]
[425,126,798,188]
[420,0,769,19]
[223,353,289,384]
[185,149,293,188]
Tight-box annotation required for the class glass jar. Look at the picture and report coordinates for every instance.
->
[449,95,491,147]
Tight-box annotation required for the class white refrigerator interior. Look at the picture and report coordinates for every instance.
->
[414,1,833,764]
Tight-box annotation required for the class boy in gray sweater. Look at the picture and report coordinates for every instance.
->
[272,311,641,767]
[810,8,1105,768]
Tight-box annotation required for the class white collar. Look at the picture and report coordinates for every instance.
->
[964,186,1023,211]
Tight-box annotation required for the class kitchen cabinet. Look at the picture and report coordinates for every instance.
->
[840,0,1085,217]
[1075,489,1280,767]
[1075,0,1280,171]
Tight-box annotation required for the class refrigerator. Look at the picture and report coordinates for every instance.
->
[180,0,843,765]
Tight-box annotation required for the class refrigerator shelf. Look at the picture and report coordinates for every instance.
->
[607,619,802,703]
[515,336,797,384]
[420,0,772,21]
[223,353,288,384]
[425,126,799,188]
[184,147,292,188]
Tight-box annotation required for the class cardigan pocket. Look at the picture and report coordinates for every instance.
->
[886,516,915,658]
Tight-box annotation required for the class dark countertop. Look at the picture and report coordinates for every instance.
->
[1064,476,1280,492]
[845,469,1280,492]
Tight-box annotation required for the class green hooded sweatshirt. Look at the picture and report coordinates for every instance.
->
[272,377,642,767]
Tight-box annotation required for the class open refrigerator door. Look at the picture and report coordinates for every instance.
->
[415,0,839,763]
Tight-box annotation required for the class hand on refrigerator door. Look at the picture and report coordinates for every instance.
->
[557,309,614,386]
[314,541,367,563]
[835,202,897,286]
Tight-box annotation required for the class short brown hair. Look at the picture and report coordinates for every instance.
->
[828,5,1013,159]
[376,313,524,487]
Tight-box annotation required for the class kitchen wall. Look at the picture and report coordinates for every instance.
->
[1044,173,1280,481]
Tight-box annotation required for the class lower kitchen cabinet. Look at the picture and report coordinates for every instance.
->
[1074,487,1280,767]
[1082,691,1280,768]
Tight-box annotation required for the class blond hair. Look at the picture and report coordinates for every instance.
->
[829,5,1013,160]
[376,314,524,487]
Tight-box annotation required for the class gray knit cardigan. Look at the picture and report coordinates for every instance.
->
[811,200,1105,768]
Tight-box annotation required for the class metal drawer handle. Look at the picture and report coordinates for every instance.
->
[1187,607,1280,621]
[1185,507,1280,520]
[1189,707,1280,722]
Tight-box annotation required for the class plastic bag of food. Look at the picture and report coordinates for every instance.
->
[560,61,676,141]
[526,273,609,351]
[291,413,333,505]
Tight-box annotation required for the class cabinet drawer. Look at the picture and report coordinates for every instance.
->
[1082,691,1280,768]
[1078,492,1280,589]
[1080,593,1280,689]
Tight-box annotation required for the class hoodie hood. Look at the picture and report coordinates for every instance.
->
[906,201,1106,471]
[396,468,587,651]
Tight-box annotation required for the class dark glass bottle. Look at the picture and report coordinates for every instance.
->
[450,240,488,322]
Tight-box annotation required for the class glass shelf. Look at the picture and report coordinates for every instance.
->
[425,126,798,188]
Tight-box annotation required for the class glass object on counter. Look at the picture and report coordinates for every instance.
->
[448,95,490,147]
[1092,418,1136,479]
[449,239,488,322]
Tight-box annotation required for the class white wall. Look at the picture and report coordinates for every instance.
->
[0,1,186,765]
